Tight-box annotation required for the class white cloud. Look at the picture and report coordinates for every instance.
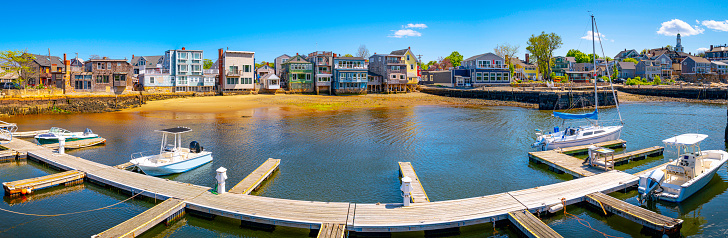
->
[390,29,422,38]
[405,23,428,29]
[581,31,608,41]
[656,19,704,36]
[697,47,709,52]
[701,20,728,32]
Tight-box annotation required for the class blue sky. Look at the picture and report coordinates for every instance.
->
[3,0,727,63]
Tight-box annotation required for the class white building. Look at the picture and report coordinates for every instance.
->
[214,50,255,91]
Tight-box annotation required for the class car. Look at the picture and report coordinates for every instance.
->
[1,82,18,89]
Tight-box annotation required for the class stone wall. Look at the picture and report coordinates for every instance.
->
[617,86,728,100]
[0,92,209,116]
[420,87,617,110]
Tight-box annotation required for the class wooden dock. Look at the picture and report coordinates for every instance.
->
[114,162,135,170]
[11,130,49,138]
[398,162,430,203]
[2,170,85,195]
[584,192,682,234]
[0,150,17,162]
[0,138,683,235]
[92,198,186,238]
[529,142,664,178]
[317,223,347,238]
[42,137,106,150]
[228,158,280,195]
[556,139,626,155]
[508,210,563,238]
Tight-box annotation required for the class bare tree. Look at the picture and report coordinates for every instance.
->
[356,45,370,59]
[494,43,520,65]
[89,55,101,60]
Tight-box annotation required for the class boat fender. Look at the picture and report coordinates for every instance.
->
[548,204,563,213]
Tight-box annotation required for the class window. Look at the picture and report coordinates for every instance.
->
[476,72,482,81]
[244,65,251,72]
[583,132,593,136]
[391,75,396,79]
[96,75,109,83]
[193,53,201,59]
[192,65,201,72]
[114,74,125,81]
[400,75,404,79]
[306,74,311,80]
[407,55,410,60]
[410,64,414,70]
[117,62,121,67]
[490,73,496,81]
[97,63,105,70]
[226,77,238,84]
[179,52,188,59]
[149,77,155,83]
[242,78,253,84]
[178,76,188,85]
[107,63,111,69]
[179,65,188,72]
[340,73,345,79]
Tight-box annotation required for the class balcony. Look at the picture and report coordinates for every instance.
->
[476,65,508,69]
[144,69,170,74]
[334,65,368,70]
[203,69,218,74]
[227,70,242,76]
[386,60,403,65]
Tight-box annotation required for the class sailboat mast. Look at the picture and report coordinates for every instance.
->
[591,14,599,125]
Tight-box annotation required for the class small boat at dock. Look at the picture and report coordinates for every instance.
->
[638,134,728,203]
[0,120,17,143]
[34,127,99,144]
[129,127,213,176]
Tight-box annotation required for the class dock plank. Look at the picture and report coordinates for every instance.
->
[398,162,430,203]
[508,209,563,238]
[3,170,85,195]
[317,223,346,238]
[229,158,280,195]
[529,151,603,178]
[93,198,186,238]
[584,192,682,234]
[556,139,626,154]
[42,137,106,150]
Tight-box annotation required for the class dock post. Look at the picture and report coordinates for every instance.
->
[58,137,65,154]
[401,176,412,206]
[216,167,227,194]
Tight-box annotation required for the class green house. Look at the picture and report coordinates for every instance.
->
[282,55,313,92]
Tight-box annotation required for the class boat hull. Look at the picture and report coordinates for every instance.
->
[136,153,213,176]
[36,136,99,145]
[541,126,622,150]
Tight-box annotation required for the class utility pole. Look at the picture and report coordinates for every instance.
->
[416,54,423,63]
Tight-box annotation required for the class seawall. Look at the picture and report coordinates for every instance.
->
[0,92,215,116]
[617,86,728,100]
[420,87,617,110]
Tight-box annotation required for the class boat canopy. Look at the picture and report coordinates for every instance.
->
[156,127,192,134]
[662,134,708,146]
[552,110,598,120]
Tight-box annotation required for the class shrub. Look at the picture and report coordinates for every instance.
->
[653,75,661,85]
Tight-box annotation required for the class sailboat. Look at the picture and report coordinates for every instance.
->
[531,15,624,151]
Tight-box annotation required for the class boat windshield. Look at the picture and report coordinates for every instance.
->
[49,127,71,134]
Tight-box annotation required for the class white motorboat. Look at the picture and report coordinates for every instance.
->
[532,15,624,151]
[129,127,213,176]
[638,134,728,203]
[0,120,17,144]
[34,127,99,145]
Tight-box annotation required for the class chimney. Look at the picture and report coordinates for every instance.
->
[408,47,410,50]
[63,53,66,62]
[525,54,529,63]
[710,45,714,51]
[333,53,337,57]
[182,47,186,50]
[218,48,224,91]
[103,56,108,60]
[296,53,299,56]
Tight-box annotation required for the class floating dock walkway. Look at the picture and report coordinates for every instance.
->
[0,138,683,237]
[11,130,49,138]
[92,198,186,238]
[508,210,563,238]
[555,139,626,155]
[3,170,85,195]
[42,137,106,150]
[398,162,430,203]
[585,192,682,234]
[229,158,280,195]
[529,140,664,178]
[317,223,347,238]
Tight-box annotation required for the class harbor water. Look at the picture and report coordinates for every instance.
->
[1,100,727,237]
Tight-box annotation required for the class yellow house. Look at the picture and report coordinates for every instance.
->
[511,56,539,81]
[390,47,419,90]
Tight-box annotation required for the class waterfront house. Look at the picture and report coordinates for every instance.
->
[260,73,281,91]
[256,64,274,79]
[614,49,640,61]
[564,71,593,82]
[681,56,711,75]
[281,54,313,92]
[367,73,383,92]
[21,53,66,88]
[572,63,594,72]
[705,45,728,61]
[368,53,407,92]
[635,60,661,80]
[215,50,255,92]
[332,56,368,95]
[652,54,673,79]
[139,55,173,93]
[711,61,728,75]
[274,54,291,77]
[552,56,575,76]
[420,70,453,87]
[389,47,419,91]
[454,53,510,86]
[511,54,539,81]
[616,62,636,79]
[308,51,333,94]
[69,56,84,72]
[69,57,132,93]
[164,48,209,92]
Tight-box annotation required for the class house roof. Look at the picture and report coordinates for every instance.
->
[614,49,637,58]
[617,62,636,70]
[260,73,279,80]
[276,54,291,59]
[257,65,273,70]
[464,53,500,62]
[712,61,728,66]
[28,54,65,67]
[390,49,409,56]
[685,56,710,63]
[335,57,365,60]
[707,46,728,53]
[138,56,164,68]
[87,58,129,62]
[283,55,310,64]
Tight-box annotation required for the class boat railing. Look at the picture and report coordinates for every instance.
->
[130,150,157,160]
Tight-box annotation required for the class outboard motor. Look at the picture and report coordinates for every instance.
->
[83,128,93,136]
[189,141,202,153]
[638,169,665,205]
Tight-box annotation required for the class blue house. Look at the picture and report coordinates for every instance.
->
[332,56,368,94]
[452,53,511,87]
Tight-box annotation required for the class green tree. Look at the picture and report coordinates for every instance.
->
[549,72,556,80]
[343,54,354,57]
[526,32,562,79]
[622,58,638,64]
[665,45,673,51]
[563,74,569,83]
[612,64,619,79]
[653,75,661,85]
[445,51,463,67]
[566,49,590,63]
[203,59,213,69]
[0,50,36,86]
